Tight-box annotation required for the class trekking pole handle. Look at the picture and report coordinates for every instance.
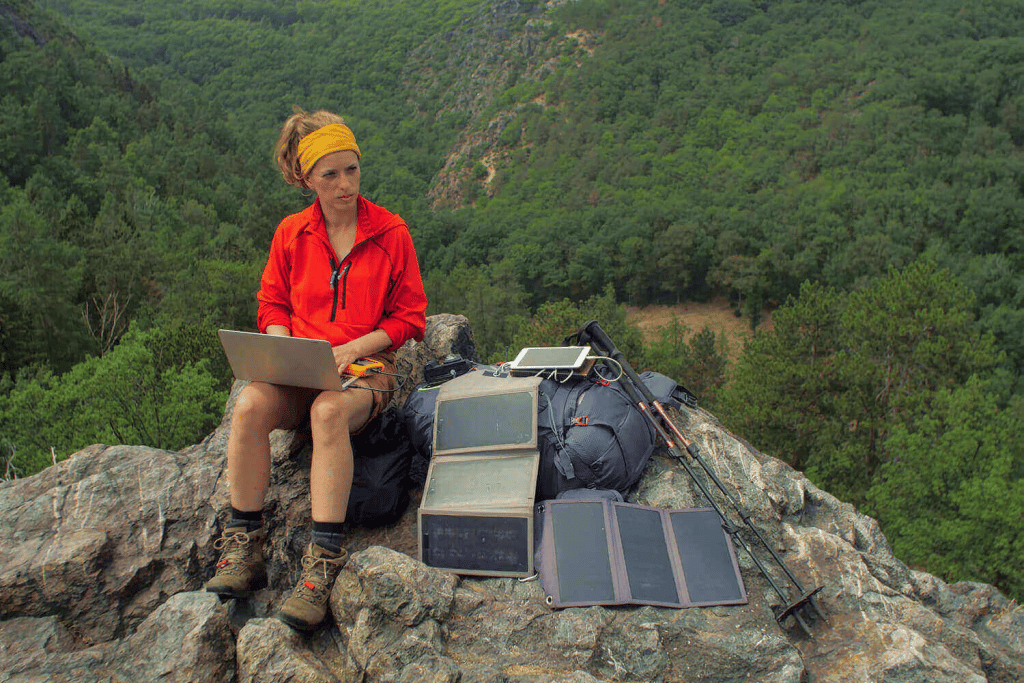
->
[578,320,618,357]
[578,321,661,403]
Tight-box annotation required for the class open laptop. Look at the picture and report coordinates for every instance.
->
[218,329,349,391]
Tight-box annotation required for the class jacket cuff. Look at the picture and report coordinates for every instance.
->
[378,318,422,351]
[258,311,292,334]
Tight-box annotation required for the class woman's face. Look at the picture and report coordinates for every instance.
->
[305,150,360,213]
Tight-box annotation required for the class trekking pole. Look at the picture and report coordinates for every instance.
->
[570,321,826,636]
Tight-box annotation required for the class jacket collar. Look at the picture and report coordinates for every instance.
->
[300,196,384,245]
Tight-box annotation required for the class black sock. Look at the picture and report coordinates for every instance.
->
[312,521,348,553]
[229,507,263,532]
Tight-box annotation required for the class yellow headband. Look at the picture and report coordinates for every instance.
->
[297,123,361,175]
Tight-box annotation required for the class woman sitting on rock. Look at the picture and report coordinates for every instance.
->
[205,108,428,632]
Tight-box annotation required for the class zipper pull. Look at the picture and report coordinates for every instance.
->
[331,263,350,289]
[329,255,339,290]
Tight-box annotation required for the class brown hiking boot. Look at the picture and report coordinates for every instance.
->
[205,526,267,599]
[279,543,348,632]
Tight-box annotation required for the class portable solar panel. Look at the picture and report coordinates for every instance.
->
[535,499,748,608]
[431,372,540,456]
[418,373,543,577]
[419,508,534,576]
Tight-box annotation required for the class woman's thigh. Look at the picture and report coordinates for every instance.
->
[309,386,375,436]
[234,381,317,432]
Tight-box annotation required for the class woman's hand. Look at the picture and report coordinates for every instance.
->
[332,329,393,375]
[332,344,361,375]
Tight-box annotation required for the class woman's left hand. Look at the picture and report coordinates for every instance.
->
[332,344,361,375]
[332,329,392,375]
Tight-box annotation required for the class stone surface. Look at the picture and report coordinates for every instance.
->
[0,442,222,643]
[1,314,1023,682]
[0,591,235,682]
[236,617,357,683]
[332,545,458,627]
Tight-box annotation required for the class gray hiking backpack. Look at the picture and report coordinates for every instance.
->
[403,364,684,501]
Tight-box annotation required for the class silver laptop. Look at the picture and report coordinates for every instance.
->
[218,329,348,391]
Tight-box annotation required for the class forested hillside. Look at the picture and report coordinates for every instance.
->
[1,0,1021,599]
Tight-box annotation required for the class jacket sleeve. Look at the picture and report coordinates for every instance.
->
[256,225,294,333]
[377,226,428,350]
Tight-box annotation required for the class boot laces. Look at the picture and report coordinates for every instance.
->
[292,551,344,602]
[213,531,254,576]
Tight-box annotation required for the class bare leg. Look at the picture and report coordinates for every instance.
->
[227,382,311,512]
[307,386,374,522]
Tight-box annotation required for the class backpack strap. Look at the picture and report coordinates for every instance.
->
[539,377,590,481]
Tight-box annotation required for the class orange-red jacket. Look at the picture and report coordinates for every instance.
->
[256,196,427,350]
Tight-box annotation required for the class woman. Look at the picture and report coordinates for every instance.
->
[205,109,428,632]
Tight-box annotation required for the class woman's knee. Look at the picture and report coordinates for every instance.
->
[233,383,289,428]
[310,392,368,433]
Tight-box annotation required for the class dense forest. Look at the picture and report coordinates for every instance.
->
[1,0,1021,599]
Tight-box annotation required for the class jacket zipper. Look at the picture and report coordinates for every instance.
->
[340,262,350,311]
[328,256,350,322]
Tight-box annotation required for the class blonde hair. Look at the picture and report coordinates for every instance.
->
[274,107,349,187]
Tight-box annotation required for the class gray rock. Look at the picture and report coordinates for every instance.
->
[1,314,1023,683]
[0,442,222,642]
[392,312,479,408]
[0,591,234,682]
[333,545,458,626]
[396,655,462,683]
[236,618,357,683]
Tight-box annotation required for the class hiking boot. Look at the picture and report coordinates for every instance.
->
[279,543,348,632]
[205,526,267,599]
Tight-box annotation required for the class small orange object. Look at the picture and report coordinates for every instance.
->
[344,359,384,377]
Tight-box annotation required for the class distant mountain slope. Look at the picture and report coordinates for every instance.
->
[1,0,72,44]
[32,0,1024,389]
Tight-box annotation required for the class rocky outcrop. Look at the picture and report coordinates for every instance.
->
[1,313,1022,682]
[406,0,598,210]
[0,0,76,47]
[0,2,47,46]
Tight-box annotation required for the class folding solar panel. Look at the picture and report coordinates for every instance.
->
[431,372,540,456]
[420,509,534,576]
[419,373,543,577]
[535,499,747,609]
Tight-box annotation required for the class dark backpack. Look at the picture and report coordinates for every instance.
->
[403,366,683,502]
[534,368,658,501]
[347,406,415,527]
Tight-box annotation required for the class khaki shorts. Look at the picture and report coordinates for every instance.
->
[350,350,398,435]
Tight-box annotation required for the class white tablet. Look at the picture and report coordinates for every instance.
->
[508,346,591,373]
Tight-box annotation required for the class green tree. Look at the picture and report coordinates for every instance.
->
[719,279,846,474]
[720,261,998,503]
[866,380,1023,600]
[0,192,89,371]
[643,317,729,410]
[501,286,645,367]
[423,261,530,362]
[0,324,227,476]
